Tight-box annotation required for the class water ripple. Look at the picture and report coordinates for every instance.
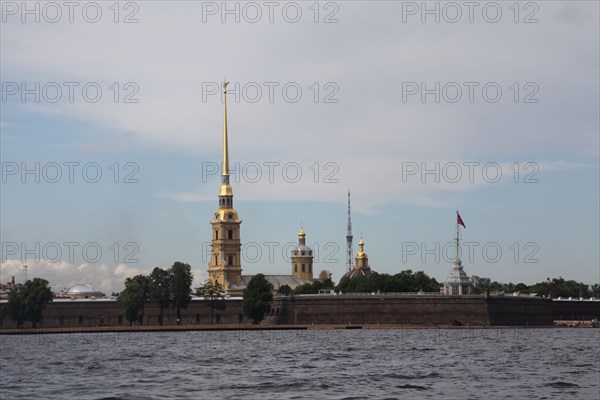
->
[1,328,599,400]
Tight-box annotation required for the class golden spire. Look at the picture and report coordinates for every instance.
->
[299,226,305,238]
[218,81,233,197]
[222,81,229,178]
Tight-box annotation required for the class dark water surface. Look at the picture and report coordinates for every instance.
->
[1,328,599,400]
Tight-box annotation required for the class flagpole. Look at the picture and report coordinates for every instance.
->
[456,211,460,262]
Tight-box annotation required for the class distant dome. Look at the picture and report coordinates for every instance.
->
[319,270,332,281]
[292,245,312,256]
[345,268,375,279]
[66,283,104,298]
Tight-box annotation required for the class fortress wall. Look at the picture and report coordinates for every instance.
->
[266,295,491,326]
[0,299,250,329]
[485,296,554,326]
[551,300,600,321]
[3,296,596,329]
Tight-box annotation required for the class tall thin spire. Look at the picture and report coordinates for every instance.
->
[346,189,354,272]
[218,81,233,202]
[222,81,230,183]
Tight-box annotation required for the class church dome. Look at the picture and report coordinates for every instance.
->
[292,245,312,256]
[292,226,313,256]
[345,268,375,279]
[66,283,104,298]
[345,237,375,278]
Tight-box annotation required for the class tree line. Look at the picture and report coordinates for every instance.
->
[336,270,440,294]
[275,271,440,296]
[118,262,195,325]
[472,277,600,298]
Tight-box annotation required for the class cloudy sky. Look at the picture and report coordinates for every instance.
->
[1,1,598,293]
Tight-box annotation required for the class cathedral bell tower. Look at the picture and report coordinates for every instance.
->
[291,227,314,281]
[208,82,242,290]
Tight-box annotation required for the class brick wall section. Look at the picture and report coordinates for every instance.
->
[265,295,491,325]
[0,299,251,329]
[485,297,554,326]
[551,300,600,321]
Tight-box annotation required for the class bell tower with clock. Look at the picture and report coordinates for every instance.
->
[208,81,242,290]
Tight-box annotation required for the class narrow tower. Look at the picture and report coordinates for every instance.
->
[346,189,354,273]
[208,81,242,291]
[291,227,314,281]
[443,211,472,295]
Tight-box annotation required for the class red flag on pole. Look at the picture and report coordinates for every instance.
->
[457,211,466,228]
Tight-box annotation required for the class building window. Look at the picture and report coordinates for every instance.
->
[59,316,64,325]
[238,313,243,322]
[309,250,312,255]
[78,315,83,325]
[302,264,305,272]
[228,255,234,265]
[215,229,219,240]
[228,229,233,239]
[215,254,218,265]
[196,314,200,323]
[294,264,298,272]
[118,315,123,325]
[301,251,305,255]
[216,314,221,323]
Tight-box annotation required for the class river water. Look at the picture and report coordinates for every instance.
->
[1,328,598,400]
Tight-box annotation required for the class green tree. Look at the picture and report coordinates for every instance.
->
[170,262,193,324]
[6,284,26,328]
[591,283,600,298]
[243,274,273,324]
[149,267,172,325]
[117,275,150,325]
[131,274,151,324]
[293,282,315,294]
[412,271,440,292]
[528,277,586,298]
[118,283,144,324]
[6,278,53,328]
[322,278,335,289]
[196,280,226,323]
[0,304,6,326]
[277,284,292,295]
[336,276,351,292]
